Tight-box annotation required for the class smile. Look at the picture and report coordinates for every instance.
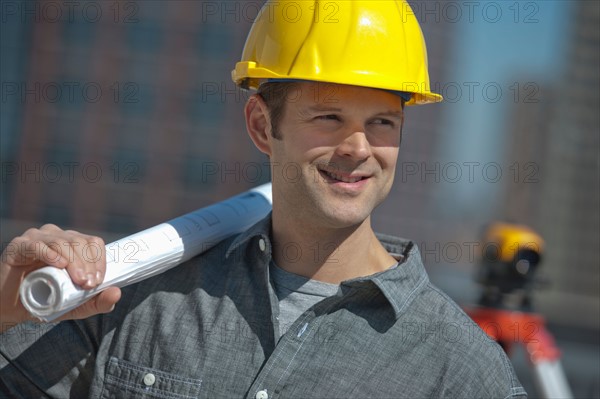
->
[319,168,368,183]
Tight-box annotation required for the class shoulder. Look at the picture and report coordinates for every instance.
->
[118,233,247,300]
[373,235,525,397]
[406,281,527,397]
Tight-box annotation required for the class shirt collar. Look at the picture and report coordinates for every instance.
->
[226,212,273,258]
[226,214,429,320]
[362,234,429,320]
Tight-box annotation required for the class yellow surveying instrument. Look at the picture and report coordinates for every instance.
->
[465,222,574,398]
[476,222,544,310]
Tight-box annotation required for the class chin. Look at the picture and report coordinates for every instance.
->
[317,206,372,229]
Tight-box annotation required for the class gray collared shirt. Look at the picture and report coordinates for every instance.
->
[1,216,526,398]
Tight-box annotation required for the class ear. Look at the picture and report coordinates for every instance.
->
[244,94,273,156]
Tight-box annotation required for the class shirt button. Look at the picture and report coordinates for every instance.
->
[255,390,268,399]
[143,373,156,386]
[258,238,266,252]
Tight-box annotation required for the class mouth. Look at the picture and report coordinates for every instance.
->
[318,168,369,184]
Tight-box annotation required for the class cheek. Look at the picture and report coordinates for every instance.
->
[376,147,400,171]
[283,133,333,162]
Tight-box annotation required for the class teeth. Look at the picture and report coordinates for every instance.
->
[324,170,363,183]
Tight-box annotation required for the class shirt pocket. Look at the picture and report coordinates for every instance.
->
[100,357,202,399]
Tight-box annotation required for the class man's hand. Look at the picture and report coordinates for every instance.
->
[0,224,121,333]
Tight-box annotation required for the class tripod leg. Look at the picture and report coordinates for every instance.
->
[532,359,573,399]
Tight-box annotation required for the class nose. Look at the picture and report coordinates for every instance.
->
[335,130,372,161]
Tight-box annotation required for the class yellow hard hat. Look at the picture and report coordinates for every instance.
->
[483,222,545,263]
[232,0,443,106]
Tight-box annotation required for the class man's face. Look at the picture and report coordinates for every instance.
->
[263,82,404,229]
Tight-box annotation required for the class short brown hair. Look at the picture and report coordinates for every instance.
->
[256,81,299,139]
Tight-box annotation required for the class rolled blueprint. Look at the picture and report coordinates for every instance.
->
[20,183,273,322]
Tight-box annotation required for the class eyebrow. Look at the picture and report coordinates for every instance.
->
[374,110,404,119]
[306,106,403,119]
[307,105,343,113]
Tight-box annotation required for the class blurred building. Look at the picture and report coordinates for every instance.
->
[1,1,261,243]
[534,0,599,330]
[501,1,599,332]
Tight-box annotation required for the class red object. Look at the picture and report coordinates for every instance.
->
[465,306,561,364]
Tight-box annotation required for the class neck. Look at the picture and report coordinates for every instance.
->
[271,211,396,284]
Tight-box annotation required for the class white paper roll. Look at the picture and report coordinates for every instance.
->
[19,183,273,322]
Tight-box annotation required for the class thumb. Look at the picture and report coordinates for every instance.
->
[59,287,122,321]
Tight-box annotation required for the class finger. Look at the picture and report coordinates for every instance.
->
[62,232,105,289]
[94,287,121,313]
[86,235,106,285]
[59,287,121,321]
[6,228,107,289]
[3,237,69,269]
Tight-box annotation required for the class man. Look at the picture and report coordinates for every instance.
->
[1,1,526,397]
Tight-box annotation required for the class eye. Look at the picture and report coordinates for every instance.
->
[370,118,395,127]
[316,114,340,121]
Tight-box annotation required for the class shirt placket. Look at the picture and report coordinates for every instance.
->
[247,233,355,399]
[246,292,344,399]
[246,313,317,399]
